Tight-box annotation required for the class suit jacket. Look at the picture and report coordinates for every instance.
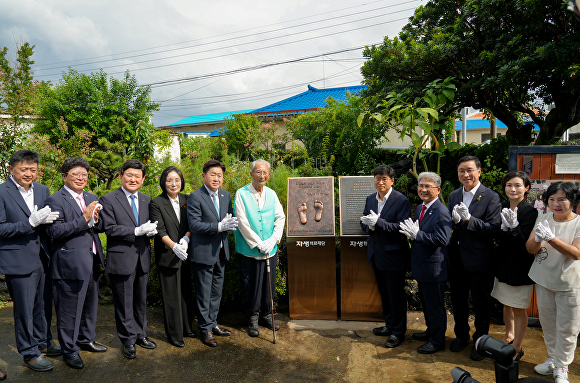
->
[360,190,411,271]
[100,188,152,275]
[0,180,51,275]
[46,188,105,280]
[494,200,538,286]
[447,183,501,272]
[150,193,189,268]
[411,199,452,283]
[187,186,232,266]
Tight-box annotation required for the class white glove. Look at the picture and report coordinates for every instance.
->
[451,205,461,224]
[43,211,60,224]
[179,236,190,251]
[361,210,379,230]
[218,213,238,232]
[500,207,519,230]
[135,220,157,236]
[29,205,52,227]
[535,220,555,242]
[88,203,102,227]
[456,202,471,222]
[257,241,268,254]
[399,218,419,240]
[264,237,277,255]
[172,243,188,261]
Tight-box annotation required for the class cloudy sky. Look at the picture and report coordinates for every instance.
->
[0,0,420,127]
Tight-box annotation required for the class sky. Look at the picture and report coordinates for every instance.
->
[0,0,420,127]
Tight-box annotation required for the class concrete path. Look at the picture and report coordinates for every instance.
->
[0,304,577,382]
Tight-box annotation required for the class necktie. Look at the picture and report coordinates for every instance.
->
[419,204,427,224]
[211,192,220,217]
[211,192,223,248]
[131,195,139,224]
[77,195,97,254]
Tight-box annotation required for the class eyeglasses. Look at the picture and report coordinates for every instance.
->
[375,177,391,183]
[68,172,88,179]
[418,184,438,190]
[253,171,270,176]
[166,179,181,185]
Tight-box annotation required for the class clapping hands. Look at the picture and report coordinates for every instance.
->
[399,218,419,240]
[500,207,519,231]
[360,210,379,229]
[535,220,555,242]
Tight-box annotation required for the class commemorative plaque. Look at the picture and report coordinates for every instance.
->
[339,176,375,236]
[286,176,335,237]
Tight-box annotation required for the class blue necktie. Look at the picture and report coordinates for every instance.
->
[131,195,139,224]
[211,192,220,217]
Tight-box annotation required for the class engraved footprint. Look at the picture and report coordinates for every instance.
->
[314,200,323,222]
[298,203,308,224]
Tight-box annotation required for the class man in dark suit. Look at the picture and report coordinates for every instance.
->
[100,160,158,359]
[187,159,238,347]
[399,172,452,354]
[45,157,107,369]
[447,156,501,361]
[360,165,411,348]
[0,150,60,372]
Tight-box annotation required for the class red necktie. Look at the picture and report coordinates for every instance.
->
[419,205,427,224]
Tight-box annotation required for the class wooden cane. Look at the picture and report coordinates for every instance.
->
[266,257,277,344]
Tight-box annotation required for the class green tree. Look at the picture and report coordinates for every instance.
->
[287,95,387,175]
[35,68,160,157]
[361,0,580,145]
[0,42,39,180]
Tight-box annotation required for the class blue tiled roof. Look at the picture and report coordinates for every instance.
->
[454,119,540,131]
[250,84,367,113]
[169,110,253,126]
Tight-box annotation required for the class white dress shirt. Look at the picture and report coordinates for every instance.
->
[462,182,481,209]
[10,176,34,213]
[169,195,181,223]
[121,187,139,213]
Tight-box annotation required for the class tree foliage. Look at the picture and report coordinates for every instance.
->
[359,78,459,178]
[287,95,387,175]
[35,68,160,155]
[361,0,580,145]
[0,42,39,180]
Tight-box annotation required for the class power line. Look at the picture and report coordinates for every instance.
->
[33,0,418,70]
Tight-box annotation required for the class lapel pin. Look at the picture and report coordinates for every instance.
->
[477,195,481,201]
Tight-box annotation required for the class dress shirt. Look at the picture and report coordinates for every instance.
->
[10,176,34,212]
[375,188,393,215]
[64,185,94,228]
[169,195,181,223]
[234,183,285,260]
[204,184,219,214]
[121,187,139,216]
[462,182,481,209]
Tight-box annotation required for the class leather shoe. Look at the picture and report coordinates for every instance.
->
[470,346,484,361]
[0,368,5,380]
[259,314,280,331]
[417,342,444,354]
[122,345,136,359]
[79,341,108,353]
[63,354,84,369]
[372,326,392,336]
[384,334,404,348]
[212,325,232,337]
[412,331,430,342]
[40,344,63,357]
[24,355,54,371]
[201,332,217,347]
[136,337,157,349]
[248,316,260,337]
[183,332,197,338]
[170,340,185,348]
[450,337,471,352]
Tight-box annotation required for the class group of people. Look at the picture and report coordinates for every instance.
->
[0,150,284,377]
[360,156,580,383]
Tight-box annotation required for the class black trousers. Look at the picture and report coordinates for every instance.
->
[371,259,407,337]
[158,261,194,342]
[5,255,53,360]
[418,281,447,347]
[109,262,149,346]
[449,260,493,342]
[240,253,277,319]
[53,257,101,356]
